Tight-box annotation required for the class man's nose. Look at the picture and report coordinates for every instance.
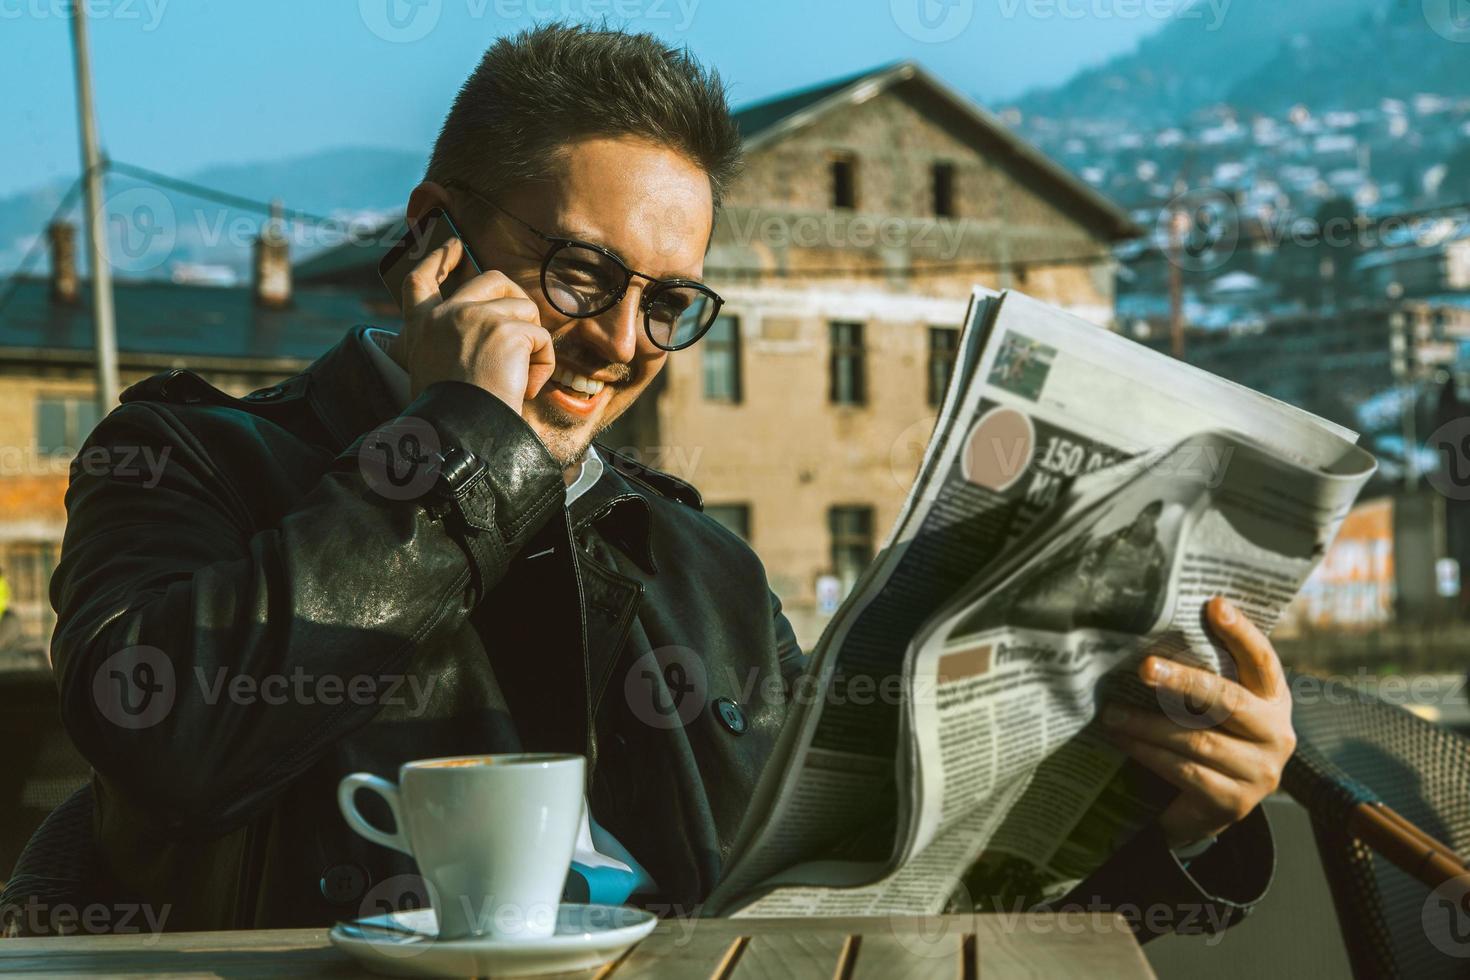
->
[580,285,642,365]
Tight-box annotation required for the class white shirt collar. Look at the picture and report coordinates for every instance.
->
[361,328,601,504]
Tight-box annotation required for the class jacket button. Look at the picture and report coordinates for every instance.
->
[320,863,370,905]
[713,697,748,735]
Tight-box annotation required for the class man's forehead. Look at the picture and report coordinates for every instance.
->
[540,137,713,278]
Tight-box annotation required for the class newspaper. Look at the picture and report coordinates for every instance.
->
[704,288,1376,917]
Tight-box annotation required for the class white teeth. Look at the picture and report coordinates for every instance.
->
[553,368,604,396]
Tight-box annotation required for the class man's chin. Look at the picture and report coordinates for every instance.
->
[524,399,600,470]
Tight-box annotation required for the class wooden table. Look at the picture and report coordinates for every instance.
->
[0,913,1156,978]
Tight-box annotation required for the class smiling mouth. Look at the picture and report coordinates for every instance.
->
[549,367,607,399]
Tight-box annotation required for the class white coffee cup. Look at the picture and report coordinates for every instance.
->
[338,753,585,941]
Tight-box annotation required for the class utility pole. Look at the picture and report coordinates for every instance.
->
[1168,205,1186,359]
[70,4,119,419]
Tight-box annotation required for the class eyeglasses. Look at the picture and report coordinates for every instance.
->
[442,178,724,352]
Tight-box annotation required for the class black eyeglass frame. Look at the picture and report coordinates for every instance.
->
[441,177,724,352]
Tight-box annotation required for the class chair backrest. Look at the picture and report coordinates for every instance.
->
[1288,675,1470,979]
[0,669,91,890]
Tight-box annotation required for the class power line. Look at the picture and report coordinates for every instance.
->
[105,159,339,226]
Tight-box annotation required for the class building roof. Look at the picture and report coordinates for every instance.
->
[730,61,1139,241]
[297,61,1139,286]
[0,277,374,368]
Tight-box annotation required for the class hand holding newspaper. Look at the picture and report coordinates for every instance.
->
[705,288,1376,917]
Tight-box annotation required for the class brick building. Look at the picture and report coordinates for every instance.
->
[0,224,374,662]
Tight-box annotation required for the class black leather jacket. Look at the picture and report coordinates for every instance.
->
[49,327,1272,937]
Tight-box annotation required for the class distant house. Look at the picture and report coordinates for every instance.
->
[1355,229,1470,299]
[0,223,377,658]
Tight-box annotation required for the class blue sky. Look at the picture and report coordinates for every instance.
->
[0,0,1167,199]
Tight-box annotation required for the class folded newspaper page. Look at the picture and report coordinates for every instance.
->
[705,288,1376,917]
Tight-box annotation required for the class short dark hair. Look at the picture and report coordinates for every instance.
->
[426,23,742,210]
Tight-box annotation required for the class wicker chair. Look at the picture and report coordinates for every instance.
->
[1284,674,1470,979]
[0,785,107,937]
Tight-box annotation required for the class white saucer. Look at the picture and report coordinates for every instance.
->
[329,903,657,978]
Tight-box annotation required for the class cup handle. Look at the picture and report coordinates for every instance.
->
[338,773,412,855]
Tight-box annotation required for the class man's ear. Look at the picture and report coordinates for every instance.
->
[406,181,452,224]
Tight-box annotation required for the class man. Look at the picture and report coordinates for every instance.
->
[47,25,1292,937]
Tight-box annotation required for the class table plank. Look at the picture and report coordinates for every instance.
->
[849,931,964,980]
[973,913,1154,979]
[727,931,849,980]
[0,914,1154,979]
[612,920,744,980]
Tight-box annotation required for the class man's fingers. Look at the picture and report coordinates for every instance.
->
[1140,656,1271,740]
[523,325,556,400]
[401,235,462,317]
[1109,736,1249,826]
[1206,597,1287,702]
[448,268,537,308]
[1100,704,1265,782]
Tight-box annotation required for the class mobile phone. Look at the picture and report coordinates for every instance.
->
[378,207,484,312]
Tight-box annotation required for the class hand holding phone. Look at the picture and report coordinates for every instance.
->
[379,209,555,416]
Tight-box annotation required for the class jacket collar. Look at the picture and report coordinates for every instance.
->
[302,325,404,456]
[569,456,659,575]
[305,327,665,574]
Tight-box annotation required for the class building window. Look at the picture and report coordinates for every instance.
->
[829,321,866,406]
[829,506,874,596]
[831,154,857,210]
[928,327,960,407]
[932,162,956,218]
[705,503,751,542]
[36,396,101,455]
[702,315,742,402]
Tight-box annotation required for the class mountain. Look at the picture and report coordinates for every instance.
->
[1010,0,1389,126]
[0,146,425,281]
[1225,2,1470,117]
